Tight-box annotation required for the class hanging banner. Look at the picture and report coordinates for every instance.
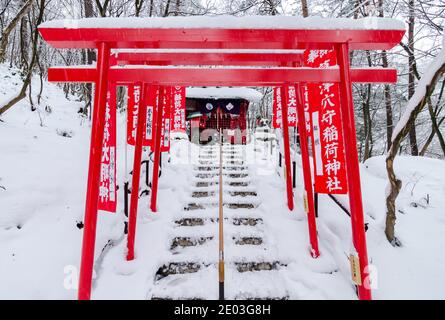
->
[127,83,142,146]
[272,86,297,128]
[98,84,117,212]
[160,87,171,152]
[272,87,282,129]
[127,83,155,148]
[144,85,157,148]
[304,49,348,194]
[171,86,186,133]
[284,85,298,127]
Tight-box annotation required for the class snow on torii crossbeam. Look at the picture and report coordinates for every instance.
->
[38,15,405,301]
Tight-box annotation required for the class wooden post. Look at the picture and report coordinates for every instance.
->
[78,42,110,300]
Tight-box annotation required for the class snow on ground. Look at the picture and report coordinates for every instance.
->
[1,64,445,299]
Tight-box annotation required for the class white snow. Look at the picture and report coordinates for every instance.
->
[186,87,262,103]
[40,16,405,31]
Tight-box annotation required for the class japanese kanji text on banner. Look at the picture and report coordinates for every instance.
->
[304,50,348,194]
[98,84,117,212]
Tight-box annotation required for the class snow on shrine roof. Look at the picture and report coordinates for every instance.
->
[40,15,405,31]
[186,87,263,103]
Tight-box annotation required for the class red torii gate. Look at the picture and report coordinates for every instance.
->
[38,16,404,301]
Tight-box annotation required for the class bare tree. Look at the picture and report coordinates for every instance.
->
[0,0,45,116]
[407,0,419,155]
[0,0,32,62]
[385,47,445,245]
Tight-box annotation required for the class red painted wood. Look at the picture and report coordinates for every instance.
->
[280,86,294,211]
[336,43,372,300]
[126,83,148,261]
[39,27,404,51]
[47,67,398,85]
[150,86,164,213]
[78,43,110,300]
[115,51,304,66]
[295,83,320,258]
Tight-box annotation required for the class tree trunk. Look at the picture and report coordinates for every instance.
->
[163,0,172,17]
[83,0,96,119]
[420,115,445,156]
[385,62,445,245]
[407,0,419,155]
[301,0,309,17]
[149,0,154,17]
[135,0,144,16]
[95,0,110,17]
[378,0,394,151]
[427,100,445,156]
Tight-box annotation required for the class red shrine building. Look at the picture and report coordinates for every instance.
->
[185,87,262,144]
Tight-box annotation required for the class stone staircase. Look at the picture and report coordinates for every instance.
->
[149,144,289,300]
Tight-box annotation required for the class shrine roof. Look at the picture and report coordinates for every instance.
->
[186,87,263,103]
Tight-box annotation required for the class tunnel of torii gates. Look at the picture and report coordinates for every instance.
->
[38,17,405,300]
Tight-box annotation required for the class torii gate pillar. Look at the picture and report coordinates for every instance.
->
[78,42,110,300]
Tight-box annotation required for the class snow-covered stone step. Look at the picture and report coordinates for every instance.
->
[184,194,259,204]
[171,224,260,238]
[176,208,264,219]
[174,216,263,227]
[170,235,263,251]
[188,189,258,198]
[184,202,259,211]
[198,159,245,164]
[155,262,208,281]
[193,169,249,175]
[189,184,257,193]
[226,269,289,300]
[170,236,214,249]
[194,172,249,179]
[150,266,218,300]
[194,181,251,188]
[192,175,251,183]
[194,165,248,171]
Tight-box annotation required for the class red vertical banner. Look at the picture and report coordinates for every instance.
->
[284,85,298,127]
[273,86,297,128]
[98,83,117,212]
[144,85,157,149]
[127,83,155,148]
[171,86,186,133]
[272,87,282,129]
[127,83,141,146]
[160,86,171,152]
[304,50,348,194]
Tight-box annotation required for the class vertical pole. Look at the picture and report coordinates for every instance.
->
[296,83,320,258]
[280,86,294,211]
[150,86,164,212]
[78,42,110,300]
[314,191,319,218]
[336,43,372,300]
[126,83,148,261]
[218,108,225,300]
